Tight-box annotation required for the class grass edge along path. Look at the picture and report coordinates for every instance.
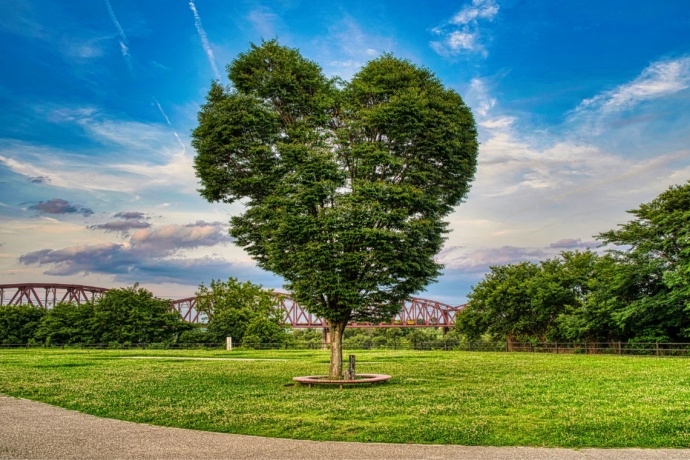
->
[1,349,689,448]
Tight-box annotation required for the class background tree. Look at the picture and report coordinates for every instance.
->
[35,302,95,345]
[596,181,690,341]
[241,316,289,348]
[0,305,45,345]
[192,40,478,377]
[196,277,286,345]
[457,251,599,342]
[553,254,623,342]
[90,285,186,344]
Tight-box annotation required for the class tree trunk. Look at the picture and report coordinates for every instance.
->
[328,320,347,379]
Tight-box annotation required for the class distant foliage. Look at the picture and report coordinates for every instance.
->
[457,181,690,343]
[90,285,188,343]
[0,284,189,345]
[196,277,288,345]
[0,304,45,344]
[34,302,95,345]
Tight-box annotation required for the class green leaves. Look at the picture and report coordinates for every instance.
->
[90,285,186,344]
[0,305,45,345]
[459,181,690,343]
[595,181,690,341]
[192,41,478,330]
[457,252,600,342]
[196,277,288,345]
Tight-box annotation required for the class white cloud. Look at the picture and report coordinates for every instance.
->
[188,1,221,81]
[430,0,498,57]
[569,56,690,135]
[246,7,278,38]
[0,107,196,194]
[439,60,690,269]
[451,0,500,25]
[577,57,690,114]
[468,78,496,117]
[104,0,133,73]
[447,31,477,52]
[319,16,395,79]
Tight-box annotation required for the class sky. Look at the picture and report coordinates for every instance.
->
[1,0,689,305]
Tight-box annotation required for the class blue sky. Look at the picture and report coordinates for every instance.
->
[1,0,689,304]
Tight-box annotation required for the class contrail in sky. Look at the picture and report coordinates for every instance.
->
[189,1,221,81]
[153,97,186,154]
[104,0,133,74]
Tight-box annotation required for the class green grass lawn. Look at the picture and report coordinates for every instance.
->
[1,348,690,447]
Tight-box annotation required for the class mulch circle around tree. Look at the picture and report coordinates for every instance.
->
[293,374,392,389]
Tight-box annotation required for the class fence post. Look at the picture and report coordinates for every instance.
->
[226,337,232,351]
[618,341,622,355]
[529,342,533,353]
[656,342,659,357]
[555,342,558,354]
[505,341,509,352]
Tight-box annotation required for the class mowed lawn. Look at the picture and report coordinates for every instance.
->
[1,348,690,448]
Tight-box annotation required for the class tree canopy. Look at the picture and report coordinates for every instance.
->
[596,181,690,341]
[192,40,478,377]
[195,277,287,345]
[457,181,690,343]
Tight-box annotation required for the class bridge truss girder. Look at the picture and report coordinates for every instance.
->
[1,283,464,328]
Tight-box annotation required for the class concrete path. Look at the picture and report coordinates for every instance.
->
[1,395,689,460]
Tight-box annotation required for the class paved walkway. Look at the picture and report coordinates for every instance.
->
[1,395,689,460]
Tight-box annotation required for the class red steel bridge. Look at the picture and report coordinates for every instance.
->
[0,283,464,328]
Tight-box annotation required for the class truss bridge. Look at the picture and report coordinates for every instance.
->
[1,283,464,328]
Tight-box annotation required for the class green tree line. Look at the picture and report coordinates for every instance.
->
[456,181,690,343]
[0,284,187,346]
[0,279,290,346]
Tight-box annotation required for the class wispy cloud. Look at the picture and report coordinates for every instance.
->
[569,56,690,135]
[574,57,690,115]
[440,55,690,275]
[430,0,499,57]
[103,0,133,73]
[0,121,195,195]
[319,16,394,79]
[153,97,186,154]
[188,1,221,81]
[247,6,278,38]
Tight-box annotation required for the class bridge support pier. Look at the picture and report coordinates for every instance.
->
[321,328,330,350]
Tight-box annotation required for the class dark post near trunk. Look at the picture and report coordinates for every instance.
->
[345,354,356,380]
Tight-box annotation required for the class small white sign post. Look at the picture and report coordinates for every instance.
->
[226,337,232,351]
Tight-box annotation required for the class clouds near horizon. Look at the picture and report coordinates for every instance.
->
[19,220,234,284]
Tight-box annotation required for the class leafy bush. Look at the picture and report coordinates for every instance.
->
[0,305,45,345]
